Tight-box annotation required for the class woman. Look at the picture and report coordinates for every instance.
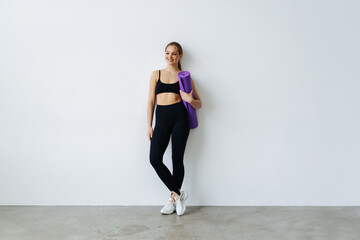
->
[147,42,202,215]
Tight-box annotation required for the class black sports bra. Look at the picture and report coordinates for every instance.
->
[155,70,180,95]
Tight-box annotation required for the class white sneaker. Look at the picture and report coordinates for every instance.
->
[180,190,188,201]
[160,198,176,214]
[175,190,188,216]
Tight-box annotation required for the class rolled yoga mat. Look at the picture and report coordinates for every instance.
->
[178,71,198,129]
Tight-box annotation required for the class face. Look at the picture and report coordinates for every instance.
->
[165,45,182,66]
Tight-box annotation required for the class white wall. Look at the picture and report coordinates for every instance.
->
[0,0,359,206]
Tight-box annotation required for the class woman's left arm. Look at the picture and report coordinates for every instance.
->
[179,78,202,109]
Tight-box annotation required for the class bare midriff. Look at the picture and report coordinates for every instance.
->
[156,92,182,106]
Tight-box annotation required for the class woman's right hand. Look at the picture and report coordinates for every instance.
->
[148,126,153,142]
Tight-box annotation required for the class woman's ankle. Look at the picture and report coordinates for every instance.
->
[170,191,179,199]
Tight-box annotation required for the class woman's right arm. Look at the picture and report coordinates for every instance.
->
[147,71,157,141]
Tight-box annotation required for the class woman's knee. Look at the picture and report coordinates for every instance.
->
[150,155,161,168]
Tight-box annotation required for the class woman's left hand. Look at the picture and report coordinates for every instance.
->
[179,89,194,103]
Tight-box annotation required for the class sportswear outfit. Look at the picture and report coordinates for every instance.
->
[149,70,190,198]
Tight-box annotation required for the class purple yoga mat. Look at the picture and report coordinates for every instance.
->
[178,71,198,129]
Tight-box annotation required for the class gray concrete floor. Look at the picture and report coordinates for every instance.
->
[0,206,359,240]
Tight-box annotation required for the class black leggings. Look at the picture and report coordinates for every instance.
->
[149,101,190,196]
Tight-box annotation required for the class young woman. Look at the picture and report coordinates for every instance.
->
[147,42,202,215]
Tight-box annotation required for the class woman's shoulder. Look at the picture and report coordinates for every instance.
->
[150,70,162,87]
[150,69,161,80]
